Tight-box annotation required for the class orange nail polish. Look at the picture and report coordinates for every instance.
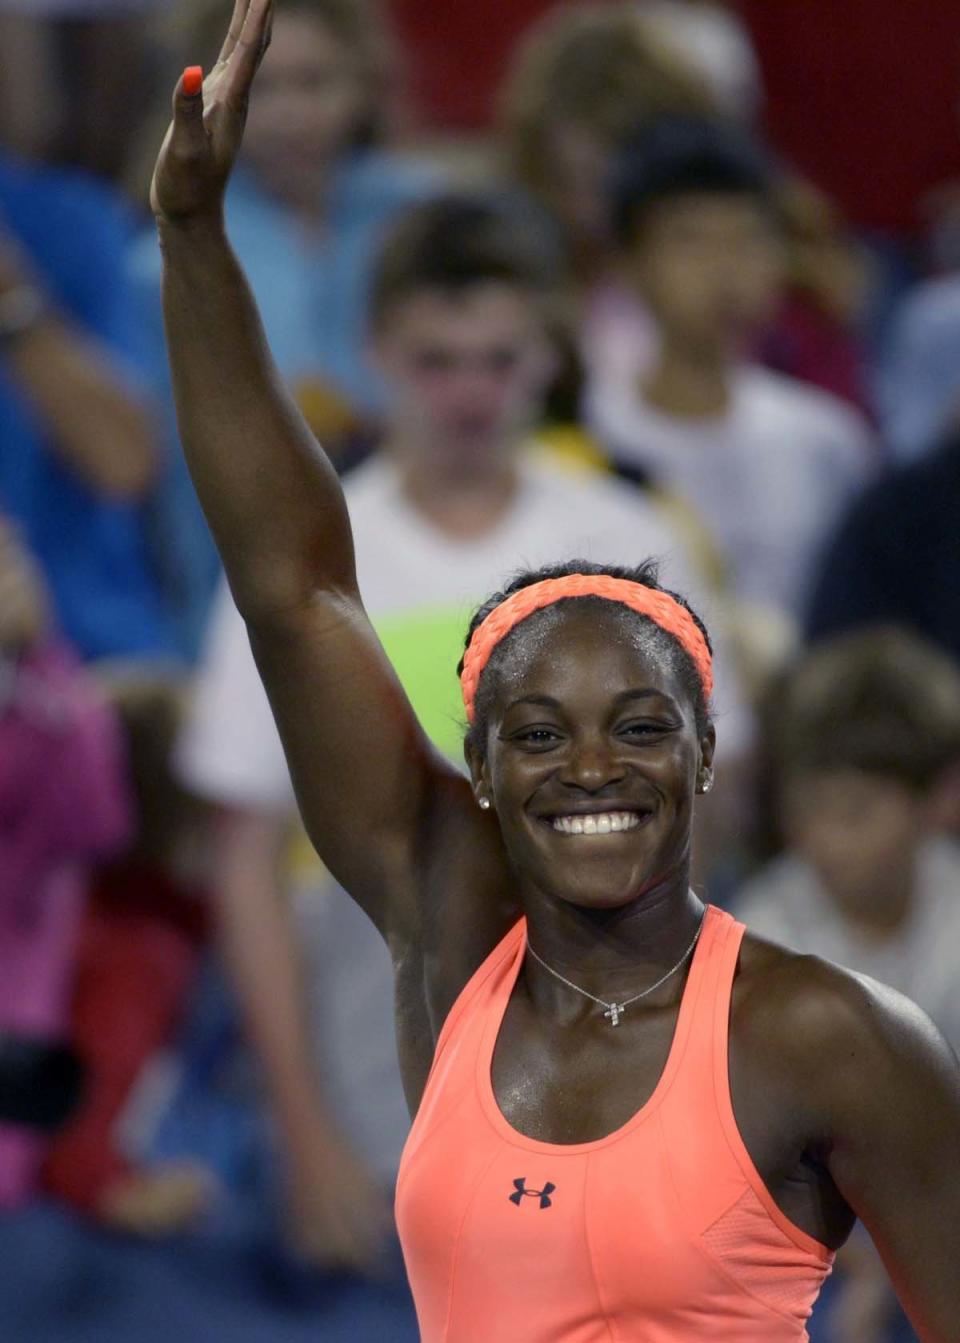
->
[183,66,203,96]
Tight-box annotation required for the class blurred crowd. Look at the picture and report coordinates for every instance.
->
[1,2,959,1341]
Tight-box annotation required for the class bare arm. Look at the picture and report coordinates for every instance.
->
[212,807,391,1269]
[814,977,960,1341]
[0,238,157,498]
[151,0,477,937]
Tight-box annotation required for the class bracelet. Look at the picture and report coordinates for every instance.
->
[0,285,46,345]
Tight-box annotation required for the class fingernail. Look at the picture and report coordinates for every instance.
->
[183,66,203,97]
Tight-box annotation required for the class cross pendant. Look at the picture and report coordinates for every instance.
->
[604,1003,624,1026]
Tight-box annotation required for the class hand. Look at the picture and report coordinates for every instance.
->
[150,0,273,224]
[0,515,48,653]
[0,222,33,295]
[98,1162,216,1238]
[284,1129,393,1275]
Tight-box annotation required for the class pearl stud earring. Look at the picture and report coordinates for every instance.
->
[478,797,491,810]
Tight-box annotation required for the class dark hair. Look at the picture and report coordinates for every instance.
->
[369,193,561,328]
[768,627,960,792]
[612,116,779,246]
[459,557,713,755]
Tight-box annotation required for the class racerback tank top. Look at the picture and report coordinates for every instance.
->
[395,904,834,1342]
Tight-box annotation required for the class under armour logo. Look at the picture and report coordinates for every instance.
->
[509,1177,555,1209]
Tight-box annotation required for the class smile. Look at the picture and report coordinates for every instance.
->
[550,811,646,836]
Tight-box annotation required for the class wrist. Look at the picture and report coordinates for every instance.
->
[0,284,47,347]
[156,210,227,245]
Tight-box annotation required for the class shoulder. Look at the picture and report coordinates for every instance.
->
[737,366,873,451]
[731,854,816,936]
[521,449,694,564]
[342,453,398,513]
[335,150,443,217]
[734,932,959,1132]
[891,273,960,339]
[0,151,132,229]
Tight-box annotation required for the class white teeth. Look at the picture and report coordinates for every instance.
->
[551,811,642,835]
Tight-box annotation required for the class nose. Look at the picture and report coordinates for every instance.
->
[559,732,627,794]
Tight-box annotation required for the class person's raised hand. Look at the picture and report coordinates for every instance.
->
[150,0,273,224]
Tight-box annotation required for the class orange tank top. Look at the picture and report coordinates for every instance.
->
[395,904,834,1342]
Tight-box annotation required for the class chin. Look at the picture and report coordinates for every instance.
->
[536,858,665,912]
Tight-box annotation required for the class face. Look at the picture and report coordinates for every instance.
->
[468,605,714,910]
[372,284,555,470]
[539,121,614,256]
[630,193,784,353]
[243,10,367,196]
[780,769,928,918]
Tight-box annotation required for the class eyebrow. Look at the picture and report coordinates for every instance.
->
[503,688,678,713]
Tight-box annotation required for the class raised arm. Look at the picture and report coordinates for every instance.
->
[150,0,472,937]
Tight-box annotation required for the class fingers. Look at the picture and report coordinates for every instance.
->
[225,0,273,96]
[169,66,208,152]
[217,0,252,65]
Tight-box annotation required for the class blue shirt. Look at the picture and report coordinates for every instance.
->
[879,274,960,460]
[127,150,439,658]
[0,153,178,661]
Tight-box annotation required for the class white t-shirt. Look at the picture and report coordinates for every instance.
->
[587,362,873,617]
[734,839,960,1053]
[178,451,741,810]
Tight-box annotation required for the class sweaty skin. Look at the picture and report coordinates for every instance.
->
[150,5,960,1337]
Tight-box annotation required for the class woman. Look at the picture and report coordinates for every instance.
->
[150,5,960,1339]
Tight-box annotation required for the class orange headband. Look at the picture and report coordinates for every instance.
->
[460,574,713,724]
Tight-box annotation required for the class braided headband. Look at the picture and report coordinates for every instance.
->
[460,574,713,724]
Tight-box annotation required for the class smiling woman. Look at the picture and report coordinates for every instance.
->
[149,3,960,1340]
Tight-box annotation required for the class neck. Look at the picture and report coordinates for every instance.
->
[250,160,333,227]
[641,330,732,418]
[392,442,521,540]
[830,852,919,941]
[522,871,705,1005]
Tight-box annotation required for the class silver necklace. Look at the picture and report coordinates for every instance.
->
[525,909,706,1026]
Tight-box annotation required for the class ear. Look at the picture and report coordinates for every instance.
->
[464,736,492,807]
[696,723,717,794]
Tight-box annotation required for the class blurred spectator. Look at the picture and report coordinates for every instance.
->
[755,178,874,419]
[0,0,168,183]
[390,0,759,131]
[498,1,718,387]
[43,677,213,1238]
[805,430,960,668]
[586,117,874,675]
[128,0,439,657]
[737,626,960,1043]
[176,194,733,1294]
[639,1,762,121]
[0,150,178,661]
[878,272,960,459]
[0,515,131,1207]
[734,626,960,1343]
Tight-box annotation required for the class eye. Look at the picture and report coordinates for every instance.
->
[504,726,562,750]
[619,719,674,740]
